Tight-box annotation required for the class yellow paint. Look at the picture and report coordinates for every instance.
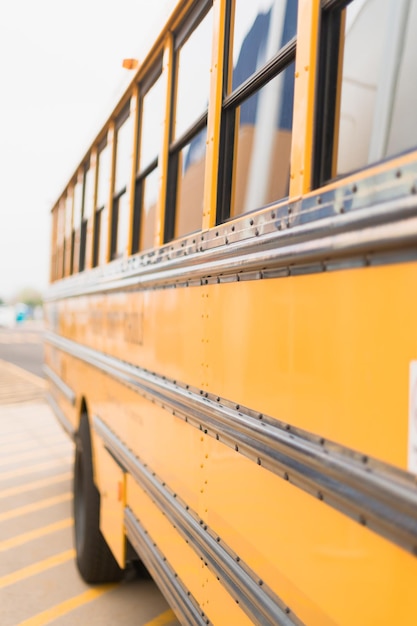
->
[0,457,71,481]
[17,586,115,626]
[127,477,253,626]
[289,0,320,196]
[0,549,75,589]
[0,472,71,500]
[0,519,73,552]
[144,609,177,626]
[0,493,71,522]
[95,438,126,567]
[203,0,227,231]
[156,34,174,247]
[127,85,139,256]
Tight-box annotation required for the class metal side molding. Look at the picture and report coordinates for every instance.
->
[48,332,417,557]
[96,417,301,626]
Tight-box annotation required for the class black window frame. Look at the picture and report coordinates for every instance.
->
[313,0,348,189]
[93,136,109,267]
[216,0,298,224]
[111,102,131,260]
[132,57,163,254]
[164,0,213,244]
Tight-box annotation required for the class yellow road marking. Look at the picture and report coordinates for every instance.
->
[17,586,117,626]
[0,493,71,522]
[144,609,178,626]
[0,549,75,589]
[0,472,71,500]
[0,518,73,552]
[0,457,72,481]
[0,443,70,467]
[0,434,66,454]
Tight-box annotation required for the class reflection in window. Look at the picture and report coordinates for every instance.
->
[219,0,297,221]
[140,167,159,251]
[94,142,110,266]
[231,0,297,92]
[231,62,294,217]
[72,177,83,273]
[112,113,133,259]
[64,192,73,275]
[166,4,213,242]
[133,65,164,254]
[174,8,213,139]
[83,166,94,220]
[96,143,111,209]
[175,127,207,237]
[139,73,164,171]
[336,0,417,175]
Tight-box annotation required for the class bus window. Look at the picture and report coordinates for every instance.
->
[79,161,93,272]
[72,174,83,273]
[318,0,417,181]
[133,63,164,253]
[50,206,58,282]
[111,106,133,260]
[218,0,298,222]
[56,198,65,279]
[231,0,297,91]
[64,190,73,276]
[93,139,111,266]
[165,2,213,242]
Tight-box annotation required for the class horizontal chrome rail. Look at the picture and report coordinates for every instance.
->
[44,365,76,406]
[46,332,417,557]
[125,508,209,626]
[97,418,300,626]
[46,192,417,301]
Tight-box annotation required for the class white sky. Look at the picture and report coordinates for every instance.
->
[0,0,174,301]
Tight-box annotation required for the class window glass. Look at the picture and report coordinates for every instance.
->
[97,207,108,266]
[175,126,207,237]
[230,61,294,217]
[174,8,213,139]
[73,178,83,228]
[115,115,133,192]
[336,0,417,175]
[140,168,159,251]
[96,142,111,208]
[57,199,65,244]
[65,193,73,238]
[115,192,129,258]
[83,166,94,220]
[231,0,297,92]
[139,73,164,171]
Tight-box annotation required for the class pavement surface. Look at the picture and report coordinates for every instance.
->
[0,357,179,626]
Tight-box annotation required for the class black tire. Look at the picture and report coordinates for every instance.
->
[73,413,124,583]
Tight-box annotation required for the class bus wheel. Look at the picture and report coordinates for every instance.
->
[73,414,123,583]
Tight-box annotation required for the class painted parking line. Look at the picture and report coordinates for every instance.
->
[144,609,178,626]
[0,549,75,589]
[0,435,67,455]
[0,519,73,552]
[0,473,72,500]
[0,457,72,482]
[17,586,117,626]
[0,493,71,522]
[0,443,70,466]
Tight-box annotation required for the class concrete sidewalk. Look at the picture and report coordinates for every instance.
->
[0,358,47,405]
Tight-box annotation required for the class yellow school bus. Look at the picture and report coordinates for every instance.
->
[45,0,417,623]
